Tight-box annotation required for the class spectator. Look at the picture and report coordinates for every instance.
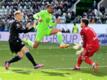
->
[0,18,5,31]
[100,5,105,15]
[72,22,79,33]
[66,13,72,23]
[60,13,66,23]
[0,0,107,31]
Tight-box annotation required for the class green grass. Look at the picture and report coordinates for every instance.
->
[0,41,107,80]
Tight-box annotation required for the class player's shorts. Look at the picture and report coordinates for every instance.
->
[83,45,100,57]
[9,38,25,53]
[35,28,52,42]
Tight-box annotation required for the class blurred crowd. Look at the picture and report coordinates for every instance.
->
[80,6,107,24]
[0,0,107,31]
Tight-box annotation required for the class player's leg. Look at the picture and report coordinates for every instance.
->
[84,47,98,65]
[50,29,63,44]
[33,41,40,48]
[73,55,83,70]
[4,51,23,70]
[75,48,95,67]
[4,39,26,70]
[73,48,86,70]
[21,46,44,69]
[83,47,99,72]
[23,39,40,48]
[22,31,43,48]
[84,55,99,72]
[50,28,69,48]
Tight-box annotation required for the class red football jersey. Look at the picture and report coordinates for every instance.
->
[80,26,99,48]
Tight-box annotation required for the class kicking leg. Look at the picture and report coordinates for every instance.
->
[22,39,40,48]
[22,46,44,69]
[50,29,69,48]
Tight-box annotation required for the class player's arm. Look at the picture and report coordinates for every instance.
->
[33,13,41,20]
[49,20,57,27]
[25,22,34,33]
[80,29,86,48]
[80,29,87,56]
[49,17,60,27]
[33,11,43,28]
[16,23,34,33]
[49,16,56,27]
[16,27,33,33]
[32,20,38,29]
[33,11,43,22]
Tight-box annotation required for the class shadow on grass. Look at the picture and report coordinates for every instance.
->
[41,71,70,77]
[80,67,107,77]
[12,69,32,75]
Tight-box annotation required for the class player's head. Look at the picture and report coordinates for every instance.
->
[46,4,54,14]
[73,22,76,25]
[80,18,89,28]
[14,10,23,21]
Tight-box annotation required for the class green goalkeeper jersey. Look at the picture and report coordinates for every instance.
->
[33,10,56,31]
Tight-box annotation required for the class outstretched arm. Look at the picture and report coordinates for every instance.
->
[49,18,60,27]
[16,22,34,33]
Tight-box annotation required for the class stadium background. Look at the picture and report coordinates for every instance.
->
[0,0,107,80]
[0,0,107,31]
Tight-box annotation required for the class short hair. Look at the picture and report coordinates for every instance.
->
[14,10,22,16]
[73,22,76,25]
[46,4,53,8]
[81,18,89,26]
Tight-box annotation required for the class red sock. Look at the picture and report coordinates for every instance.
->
[77,55,83,67]
[84,56,94,65]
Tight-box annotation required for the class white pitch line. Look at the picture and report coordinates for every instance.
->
[0,66,107,74]
[40,66,107,70]
[0,47,73,51]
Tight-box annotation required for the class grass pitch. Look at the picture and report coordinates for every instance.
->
[0,42,107,80]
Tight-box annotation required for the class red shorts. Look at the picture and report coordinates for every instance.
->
[83,45,100,57]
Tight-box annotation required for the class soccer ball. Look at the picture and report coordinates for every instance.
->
[76,48,84,55]
[73,43,81,50]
